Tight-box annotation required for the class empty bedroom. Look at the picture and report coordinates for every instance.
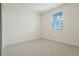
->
[1,3,79,56]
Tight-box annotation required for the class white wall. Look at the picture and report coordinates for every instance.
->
[40,4,79,47]
[2,4,40,48]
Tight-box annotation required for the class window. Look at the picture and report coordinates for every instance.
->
[52,12,63,30]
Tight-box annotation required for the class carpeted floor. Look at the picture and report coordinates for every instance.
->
[3,39,79,56]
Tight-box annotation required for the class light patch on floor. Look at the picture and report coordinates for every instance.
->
[3,39,79,56]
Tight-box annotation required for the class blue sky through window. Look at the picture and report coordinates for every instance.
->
[52,12,63,30]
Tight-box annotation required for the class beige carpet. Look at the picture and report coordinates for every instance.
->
[3,39,79,56]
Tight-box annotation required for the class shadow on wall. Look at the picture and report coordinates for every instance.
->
[0,3,2,56]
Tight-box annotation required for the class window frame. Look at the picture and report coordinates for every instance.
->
[52,12,64,30]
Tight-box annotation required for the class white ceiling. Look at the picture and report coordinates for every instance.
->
[4,3,64,13]
[22,3,64,13]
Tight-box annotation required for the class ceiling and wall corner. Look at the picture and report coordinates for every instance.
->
[21,3,64,13]
[3,3,64,13]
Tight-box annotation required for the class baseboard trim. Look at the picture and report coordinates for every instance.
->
[41,37,79,48]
